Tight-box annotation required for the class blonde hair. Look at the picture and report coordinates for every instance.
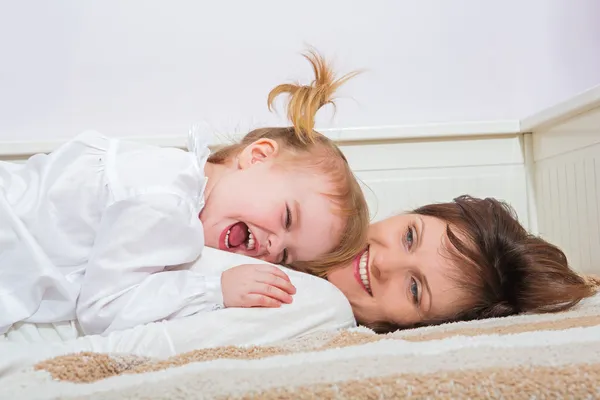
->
[209,49,369,275]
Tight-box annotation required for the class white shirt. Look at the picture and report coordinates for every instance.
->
[0,248,355,377]
[0,131,224,335]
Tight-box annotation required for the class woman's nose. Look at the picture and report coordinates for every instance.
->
[373,253,404,282]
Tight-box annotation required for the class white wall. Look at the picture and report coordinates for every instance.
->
[514,0,600,117]
[1,0,599,142]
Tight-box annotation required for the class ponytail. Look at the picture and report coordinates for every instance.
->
[267,49,361,144]
[209,48,360,162]
[207,49,369,272]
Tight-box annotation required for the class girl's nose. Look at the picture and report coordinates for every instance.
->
[266,234,284,262]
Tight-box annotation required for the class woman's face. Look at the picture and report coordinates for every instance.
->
[327,213,470,327]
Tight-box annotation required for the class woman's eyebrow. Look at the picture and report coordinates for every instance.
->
[416,216,425,251]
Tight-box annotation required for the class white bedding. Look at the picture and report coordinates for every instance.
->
[0,248,355,377]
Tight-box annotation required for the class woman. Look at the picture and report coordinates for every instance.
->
[1,195,596,376]
[322,195,598,332]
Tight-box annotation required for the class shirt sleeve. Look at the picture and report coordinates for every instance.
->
[76,192,224,336]
[0,270,356,378]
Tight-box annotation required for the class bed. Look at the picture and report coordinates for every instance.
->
[1,86,599,398]
[1,290,599,399]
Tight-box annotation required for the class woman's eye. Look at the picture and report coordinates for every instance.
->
[405,226,414,249]
[410,277,419,305]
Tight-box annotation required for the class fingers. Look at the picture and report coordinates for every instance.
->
[253,269,296,295]
[242,294,283,308]
[241,278,295,307]
[257,265,292,283]
[225,264,297,309]
[261,282,294,304]
[259,274,296,297]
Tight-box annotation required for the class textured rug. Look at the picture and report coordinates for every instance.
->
[2,292,600,399]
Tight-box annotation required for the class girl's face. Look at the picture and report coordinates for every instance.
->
[201,139,344,265]
[327,214,470,327]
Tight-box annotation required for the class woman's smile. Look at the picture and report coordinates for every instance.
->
[354,246,372,295]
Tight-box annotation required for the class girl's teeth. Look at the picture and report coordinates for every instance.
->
[246,230,255,250]
[225,229,231,248]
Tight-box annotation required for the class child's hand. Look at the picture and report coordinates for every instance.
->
[221,264,297,308]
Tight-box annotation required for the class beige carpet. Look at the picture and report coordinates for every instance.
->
[2,292,600,399]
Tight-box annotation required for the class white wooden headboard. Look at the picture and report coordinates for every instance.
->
[340,134,528,225]
[0,126,530,228]
[525,88,600,275]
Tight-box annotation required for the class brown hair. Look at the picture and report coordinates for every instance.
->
[370,195,598,333]
[209,49,368,273]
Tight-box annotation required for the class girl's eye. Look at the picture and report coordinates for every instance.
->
[405,226,415,249]
[281,248,289,264]
[285,205,292,230]
[410,277,420,305]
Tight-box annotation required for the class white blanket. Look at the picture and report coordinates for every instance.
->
[0,248,355,377]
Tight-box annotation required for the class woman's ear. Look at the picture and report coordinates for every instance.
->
[237,138,280,169]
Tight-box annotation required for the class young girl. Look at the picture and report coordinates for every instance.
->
[0,50,369,336]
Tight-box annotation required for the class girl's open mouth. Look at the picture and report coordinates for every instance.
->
[219,221,259,254]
